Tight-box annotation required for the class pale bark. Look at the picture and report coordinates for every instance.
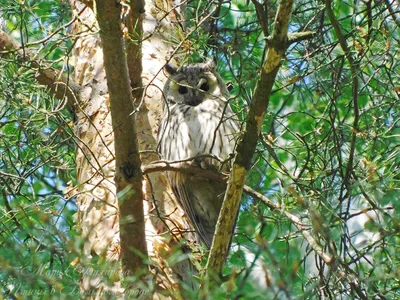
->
[137,0,196,287]
[69,1,122,295]
[68,0,191,297]
[1,0,314,292]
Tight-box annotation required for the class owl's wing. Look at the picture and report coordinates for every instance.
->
[168,171,225,248]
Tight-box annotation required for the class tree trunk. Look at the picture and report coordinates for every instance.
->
[69,0,191,297]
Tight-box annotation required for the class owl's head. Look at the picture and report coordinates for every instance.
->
[163,60,230,107]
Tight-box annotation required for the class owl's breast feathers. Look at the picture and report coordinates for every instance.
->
[160,100,238,161]
[159,96,239,248]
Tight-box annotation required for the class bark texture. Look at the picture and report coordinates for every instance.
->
[206,0,295,279]
[96,0,147,276]
[69,0,190,297]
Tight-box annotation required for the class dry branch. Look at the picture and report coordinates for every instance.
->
[0,29,81,107]
[142,162,334,267]
[243,186,333,264]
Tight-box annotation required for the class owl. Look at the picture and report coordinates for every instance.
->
[158,60,240,248]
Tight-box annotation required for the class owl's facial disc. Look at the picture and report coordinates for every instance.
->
[175,78,211,106]
[179,85,188,94]
[168,71,220,107]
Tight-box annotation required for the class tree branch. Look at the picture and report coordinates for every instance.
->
[142,162,333,265]
[142,161,227,182]
[0,29,81,108]
[243,186,333,265]
[265,31,315,48]
[286,31,315,44]
[384,0,400,28]
[96,0,147,276]
[251,0,269,37]
[205,0,295,280]
[324,0,359,198]
[126,0,145,101]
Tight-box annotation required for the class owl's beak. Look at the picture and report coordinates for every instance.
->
[187,95,202,106]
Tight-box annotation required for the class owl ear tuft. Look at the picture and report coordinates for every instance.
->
[204,59,216,70]
[226,81,234,91]
[164,63,178,75]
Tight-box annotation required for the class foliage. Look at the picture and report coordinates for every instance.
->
[179,0,400,298]
[0,1,79,298]
[0,0,399,299]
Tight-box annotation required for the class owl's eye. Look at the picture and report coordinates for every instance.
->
[179,86,188,94]
[200,82,209,92]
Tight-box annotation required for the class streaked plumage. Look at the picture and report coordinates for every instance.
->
[158,61,239,248]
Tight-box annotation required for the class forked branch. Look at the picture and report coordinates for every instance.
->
[205,0,296,280]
